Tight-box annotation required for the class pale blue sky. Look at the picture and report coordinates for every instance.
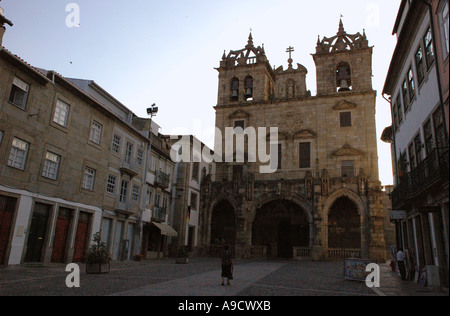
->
[1,0,401,185]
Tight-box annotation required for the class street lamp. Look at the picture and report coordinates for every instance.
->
[136,103,159,259]
[147,103,158,118]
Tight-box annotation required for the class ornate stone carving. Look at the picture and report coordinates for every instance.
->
[333,100,357,111]
[332,143,365,158]
[316,19,369,54]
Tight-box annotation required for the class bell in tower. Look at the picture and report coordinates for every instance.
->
[230,78,239,101]
[244,76,254,100]
[336,62,352,92]
[313,19,371,95]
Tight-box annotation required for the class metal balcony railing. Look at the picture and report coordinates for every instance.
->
[155,170,170,189]
[392,148,449,208]
[115,199,139,215]
[152,206,167,222]
[120,156,140,176]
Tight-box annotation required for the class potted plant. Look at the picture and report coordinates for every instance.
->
[134,254,144,261]
[175,245,189,264]
[86,232,111,274]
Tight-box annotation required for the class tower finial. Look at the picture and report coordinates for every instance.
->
[338,17,345,34]
[286,46,295,69]
[246,31,254,48]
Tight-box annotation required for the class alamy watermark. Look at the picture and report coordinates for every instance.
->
[365,263,380,288]
[170,126,279,174]
[365,3,380,28]
[65,3,80,28]
[65,263,80,288]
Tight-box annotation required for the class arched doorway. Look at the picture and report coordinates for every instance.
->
[210,200,236,246]
[253,200,309,258]
[328,197,361,250]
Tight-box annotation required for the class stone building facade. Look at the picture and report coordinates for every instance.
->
[199,21,388,262]
[166,135,215,256]
[0,13,176,265]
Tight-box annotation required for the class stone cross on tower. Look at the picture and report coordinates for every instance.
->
[286,46,295,68]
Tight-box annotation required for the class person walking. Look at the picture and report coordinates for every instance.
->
[397,248,407,280]
[221,245,233,286]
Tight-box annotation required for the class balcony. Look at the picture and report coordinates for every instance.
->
[120,157,140,177]
[392,149,449,208]
[115,199,139,217]
[152,206,167,222]
[155,170,170,189]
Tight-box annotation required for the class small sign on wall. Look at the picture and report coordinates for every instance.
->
[390,210,407,220]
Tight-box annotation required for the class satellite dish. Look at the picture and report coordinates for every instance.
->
[0,7,4,15]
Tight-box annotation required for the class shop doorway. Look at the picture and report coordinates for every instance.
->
[0,196,17,265]
[51,208,73,263]
[73,212,91,262]
[113,221,124,260]
[25,203,51,263]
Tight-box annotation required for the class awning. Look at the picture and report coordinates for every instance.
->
[152,222,178,237]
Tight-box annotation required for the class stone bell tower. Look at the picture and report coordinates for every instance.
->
[216,33,275,107]
[313,19,373,96]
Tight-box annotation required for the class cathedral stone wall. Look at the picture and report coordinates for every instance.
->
[200,22,388,262]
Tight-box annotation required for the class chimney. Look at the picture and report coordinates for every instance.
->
[0,6,13,46]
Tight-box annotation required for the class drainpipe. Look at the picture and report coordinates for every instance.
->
[382,93,399,187]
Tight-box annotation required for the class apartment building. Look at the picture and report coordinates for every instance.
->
[0,13,176,265]
[382,0,449,287]
[166,135,215,256]
[140,128,176,259]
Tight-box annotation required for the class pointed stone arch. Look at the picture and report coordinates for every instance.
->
[209,195,238,247]
[323,189,366,220]
[323,189,367,253]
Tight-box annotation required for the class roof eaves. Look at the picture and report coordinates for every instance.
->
[51,72,149,142]
[0,46,52,84]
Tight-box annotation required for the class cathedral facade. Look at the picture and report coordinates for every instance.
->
[199,21,388,262]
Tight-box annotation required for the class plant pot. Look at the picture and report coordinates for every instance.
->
[86,262,110,274]
[134,254,143,261]
[175,257,189,264]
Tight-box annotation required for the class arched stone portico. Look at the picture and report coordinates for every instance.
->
[249,192,314,259]
[322,189,368,260]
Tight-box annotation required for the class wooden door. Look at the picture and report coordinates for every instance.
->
[51,208,73,263]
[0,196,17,265]
[25,203,51,263]
[73,212,91,262]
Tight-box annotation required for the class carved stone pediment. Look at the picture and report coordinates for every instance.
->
[266,131,290,141]
[333,100,357,111]
[332,144,365,157]
[228,110,251,120]
[293,129,317,139]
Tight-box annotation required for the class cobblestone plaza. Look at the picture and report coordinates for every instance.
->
[0,259,447,297]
